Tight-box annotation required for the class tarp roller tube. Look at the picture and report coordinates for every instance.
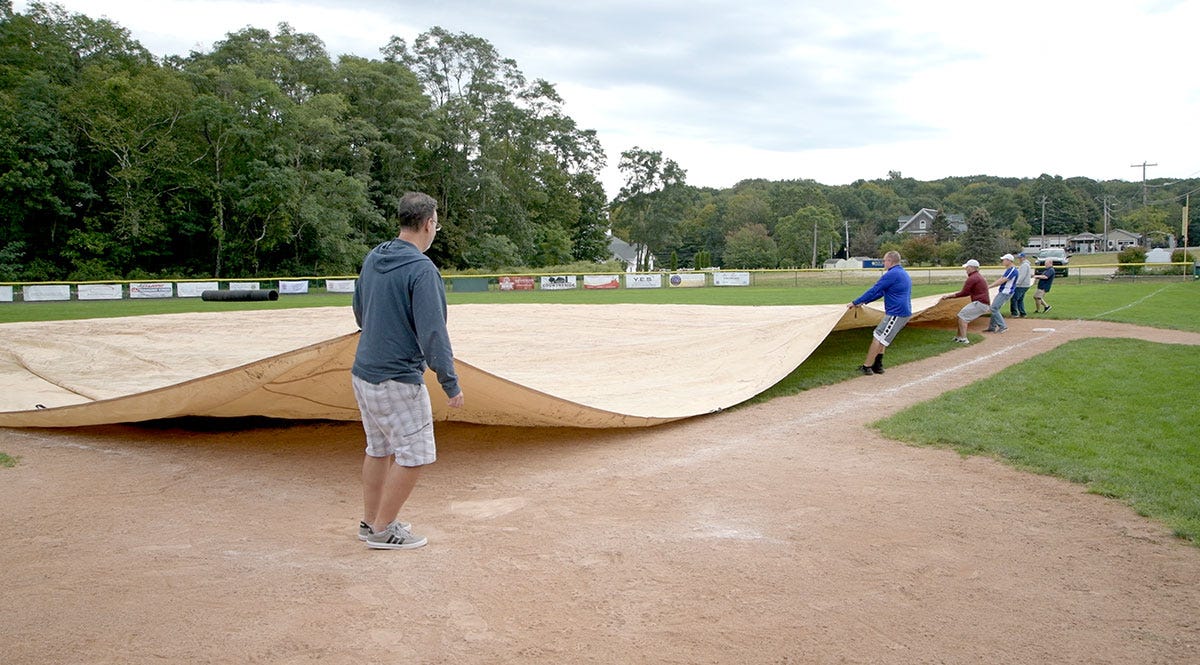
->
[200,289,279,302]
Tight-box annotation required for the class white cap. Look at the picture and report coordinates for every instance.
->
[1000,253,1015,262]
[962,259,980,269]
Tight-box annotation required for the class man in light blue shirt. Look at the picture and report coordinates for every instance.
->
[986,254,1019,333]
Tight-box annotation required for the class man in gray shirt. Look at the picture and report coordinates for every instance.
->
[351,192,465,550]
[1008,252,1033,318]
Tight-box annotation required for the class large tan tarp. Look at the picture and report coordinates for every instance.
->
[0,296,962,428]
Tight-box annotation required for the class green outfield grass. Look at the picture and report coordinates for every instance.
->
[873,338,1200,545]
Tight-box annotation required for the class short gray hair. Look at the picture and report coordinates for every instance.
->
[396,192,437,231]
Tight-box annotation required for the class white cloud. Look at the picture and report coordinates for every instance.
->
[15,0,1200,195]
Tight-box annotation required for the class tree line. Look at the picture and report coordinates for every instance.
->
[2,2,1196,282]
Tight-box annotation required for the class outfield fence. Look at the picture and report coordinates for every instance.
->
[0,263,1194,303]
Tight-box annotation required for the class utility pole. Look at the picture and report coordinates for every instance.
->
[844,219,850,258]
[1040,195,1047,249]
[1185,193,1191,257]
[1130,161,1157,205]
[1102,195,1110,253]
[811,220,818,269]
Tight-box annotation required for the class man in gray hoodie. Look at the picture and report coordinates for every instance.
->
[351,192,464,550]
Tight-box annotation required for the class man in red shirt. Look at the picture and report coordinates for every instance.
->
[940,259,990,345]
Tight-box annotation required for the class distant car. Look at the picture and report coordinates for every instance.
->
[1034,248,1069,277]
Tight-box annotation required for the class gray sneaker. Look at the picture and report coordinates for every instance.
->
[365,521,427,550]
[358,520,410,541]
[953,336,970,345]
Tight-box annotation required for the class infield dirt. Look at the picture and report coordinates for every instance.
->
[2,317,1198,664]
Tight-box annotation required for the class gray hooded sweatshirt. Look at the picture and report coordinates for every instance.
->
[351,238,460,398]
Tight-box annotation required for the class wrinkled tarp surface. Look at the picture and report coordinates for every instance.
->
[0,297,962,428]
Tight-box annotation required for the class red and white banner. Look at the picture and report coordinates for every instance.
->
[498,276,535,291]
[583,274,620,289]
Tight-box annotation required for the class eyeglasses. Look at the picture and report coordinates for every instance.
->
[435,222,442,232]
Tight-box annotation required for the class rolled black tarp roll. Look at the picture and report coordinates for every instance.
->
[200,289,279,302]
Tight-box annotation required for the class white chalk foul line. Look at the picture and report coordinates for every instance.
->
[1090,285,1171,319]
[781,329,1063,428]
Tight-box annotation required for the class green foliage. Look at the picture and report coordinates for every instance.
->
[930,209,953,242]
[934,240,961,266]
[899,234,937,265]
[723,223,778,268]
[693,249,711,269]
[848,222,878,257]
[874,338,1200,544]
[775,205,837,268]
[0,451,15,468]
[0,8,608,280]
[958,207,1002,262]
[0,240,25,280]
[466,233,522,270]
[1118,246,1146,274]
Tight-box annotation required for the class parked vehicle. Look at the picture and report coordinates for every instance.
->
[1035,248,1069,277]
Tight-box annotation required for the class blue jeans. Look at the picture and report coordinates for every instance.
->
[1009,287,1029,316]
[989,292,1012,330]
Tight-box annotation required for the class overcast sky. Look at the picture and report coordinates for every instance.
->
[18,0,1200,197]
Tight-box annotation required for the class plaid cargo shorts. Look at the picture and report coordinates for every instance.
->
[351,375,436,466]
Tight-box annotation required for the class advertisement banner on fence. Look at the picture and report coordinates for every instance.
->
[325,279,356,293]
[229,282,260,291]
[498,276,535,291]
[24,285,71,301]
[0,285,12,302]
[583,274,620,289]
[713,271,750,286]
[77,284,123,300]
[278,280,309,294]
[668,273,706,288]
[176,282,218,298]
[625,274,662,289]
[540,275,577,290]
[130,282,174,299]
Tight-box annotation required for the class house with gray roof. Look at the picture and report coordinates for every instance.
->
[897,208,966,236]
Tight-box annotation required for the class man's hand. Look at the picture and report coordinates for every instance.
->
[447,392,465,409]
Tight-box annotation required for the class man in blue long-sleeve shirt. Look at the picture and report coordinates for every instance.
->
[847,250,912,375]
